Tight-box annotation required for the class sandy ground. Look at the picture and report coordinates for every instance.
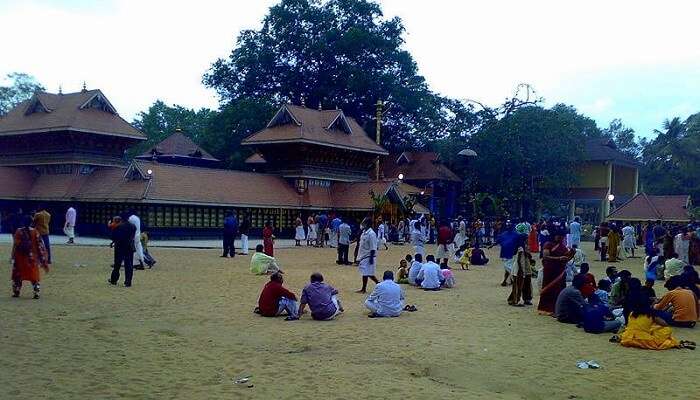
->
[0,241,698,400]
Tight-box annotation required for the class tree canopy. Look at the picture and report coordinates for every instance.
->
[0,72,44,115]
[203,0,474,149]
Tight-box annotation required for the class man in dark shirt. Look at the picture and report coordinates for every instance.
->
[109,214,137,287]
[257,273,299,320]
[555,275,587,324]
[221,211,238,258]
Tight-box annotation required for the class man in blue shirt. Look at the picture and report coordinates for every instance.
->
[494,223,525,286]
[330,215,342,248]
[299,272,344,320]
[222,211,238,258]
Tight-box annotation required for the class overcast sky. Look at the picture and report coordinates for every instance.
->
[2,0,699,137]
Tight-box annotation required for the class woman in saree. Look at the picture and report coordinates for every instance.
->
[11,215,49,299]
[618,296,695,350]
[528,223,539,254]
[262,221,275,257]
[537,233,571,315]
[607,225,621,262]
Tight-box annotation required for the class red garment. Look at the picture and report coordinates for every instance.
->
[528,226,539,253]
[537,241,569,314]
[12,227,48,283]
[258,281,296,317]
[581,273,597,298]
[437,226,453,245]
[263,226,274,257]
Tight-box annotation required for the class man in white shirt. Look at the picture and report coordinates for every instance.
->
[64,206,77,244]
[407,253,424,286]
[337,220,352,265]
[365,271,405,317]
[356,217,379,293]
[128,211,146,269]
[377,219,389,250]
[417,255,442,290]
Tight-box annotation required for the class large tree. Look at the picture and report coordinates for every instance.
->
[203,0,474,150]
[602,118,641,159]
[461,105,592,217]
[641,115,700,202]
[130,100,216,158]
[0,72,44,115]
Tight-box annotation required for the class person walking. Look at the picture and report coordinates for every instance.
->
[128,211,145,270]
[109,214,136,287]
[221,211,238,258]
[32,206,52,264]
[239,214,250,255]
[64,206,76,244]
[10,216,49,299]
[337,219,352,265]
[356,217,379,293]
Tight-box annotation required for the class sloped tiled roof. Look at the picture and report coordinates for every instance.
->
[584,139,641,168]
[0,162,423,212]
[0,90,145,140]
[136,131,219,162]
[381,152,461,182]
[242,104,388,155]
[608,193,690,221]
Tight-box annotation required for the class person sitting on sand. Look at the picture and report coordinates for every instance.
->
[469,243,489,266]
[618,296,695,350]
[250,244,281,275]
[601,266,618,285]
[609,270,632,307]
[417,255,442,291]
[594,279,612,307]
[664,253,685,280]
[653,276,698,328]
[407,253,423,286]
[554,275,587,324]
[440,263,455,288]
[298,272,344,321]
[576,263,596,298]
[396,259,410,284]
[365,271,405,318]
[256,272,298,321]
[582,293,622,334]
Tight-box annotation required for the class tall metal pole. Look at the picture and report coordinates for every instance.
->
[375,100,383,181]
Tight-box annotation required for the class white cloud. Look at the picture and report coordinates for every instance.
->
[1,0,699,135]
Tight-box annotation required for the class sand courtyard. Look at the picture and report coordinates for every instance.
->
[1,241,698,400]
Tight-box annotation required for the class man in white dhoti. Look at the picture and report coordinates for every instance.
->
[365,270,405,317]
[411,220,426,258]
[569,217,582,248]
[128,211,145,269]
[673,230,690,264]
[377,218,389,250]
[356,217,379,293]
[64,206,77,244]
[622,223,637,258]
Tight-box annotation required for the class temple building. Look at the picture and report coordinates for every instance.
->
[0,91,423,238]
[135,129,220,168]
[380,151,461,218]
[566,139,642,223]
[607,193,691,223]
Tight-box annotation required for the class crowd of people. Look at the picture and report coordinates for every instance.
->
[7,205,699,351]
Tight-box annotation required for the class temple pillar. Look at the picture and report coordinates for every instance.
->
[633,168,639,195]
[569,199,576,221]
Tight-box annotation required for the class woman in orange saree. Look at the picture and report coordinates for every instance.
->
[11,216,49,299]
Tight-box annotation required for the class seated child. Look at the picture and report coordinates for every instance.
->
[470,244,489,266]
[440,262,455,288]
[396,259,410,284]
[594,279,612,307]
[582,293,622,334]
[250,244,282,275]
[571,244,586,269]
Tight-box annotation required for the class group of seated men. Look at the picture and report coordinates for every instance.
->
[255,270,408,321]
[398,254,455,290]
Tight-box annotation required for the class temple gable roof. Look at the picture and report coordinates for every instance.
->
[242,104,387,155]
[0,89,145,140]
